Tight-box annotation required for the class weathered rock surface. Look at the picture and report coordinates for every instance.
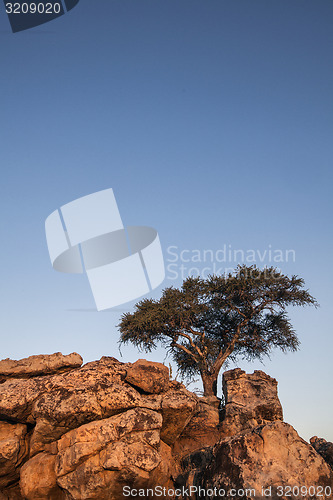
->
[0,354,331,500]
[173,399,221,457]
[176,370,332,499]
[311,436,333,470]
[220,368,283,437]
[0,352,82,383]
[0,356,185,457]
[125,358,169,394]
[198,421,333,499]
[160,385,198,445]
[187,421,333,500]
[0,422,28,488]
[20,408,167,500]
[20,453,61,500]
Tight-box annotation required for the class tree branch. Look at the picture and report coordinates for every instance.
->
[225,300,247,318]
[171,341,199,362]
[175,330,204,358]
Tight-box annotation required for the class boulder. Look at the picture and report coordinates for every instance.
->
[200,421,333,499]
[221,368,283,437]
[29,382,145,454]
[0,352,331,500]
[19,407,166,500]
[173,401,221,457]
[311,436,333,470]
[0,422,28,488]
[125,359,169,394]
[147,440,176,493]
[0,352,82,383]
[0,356,165,456]
[20,453,64,500]
[55,407,162,477]
[160,387,198,445]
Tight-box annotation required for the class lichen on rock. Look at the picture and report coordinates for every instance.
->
[0,353,331,500]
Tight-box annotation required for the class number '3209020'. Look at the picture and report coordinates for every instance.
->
[5,3,61,14]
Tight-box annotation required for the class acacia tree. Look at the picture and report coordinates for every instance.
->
[119,265,318,397]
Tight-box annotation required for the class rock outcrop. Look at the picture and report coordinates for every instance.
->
[0,422,28,490]
[125,359,169,394]
[0,352,83,383]
[220,368,283,436]
[20,408,169,500]
[197,422,332,500]
[311,436,333,470]
[0,353,331,499]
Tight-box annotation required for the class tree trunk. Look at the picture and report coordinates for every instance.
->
[201,371,218,397]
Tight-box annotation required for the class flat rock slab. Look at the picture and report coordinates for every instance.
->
[0,352,82,382]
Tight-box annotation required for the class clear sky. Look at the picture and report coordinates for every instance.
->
[0,0,332,442]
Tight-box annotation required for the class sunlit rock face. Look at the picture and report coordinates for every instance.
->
[220,368,284,437]
[0,354,332,500]
[195,422,332,500]
[0,352,83,383]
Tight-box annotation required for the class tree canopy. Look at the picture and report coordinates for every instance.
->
[119,265,318,396]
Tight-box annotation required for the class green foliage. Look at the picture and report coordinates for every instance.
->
[118,265,318,396]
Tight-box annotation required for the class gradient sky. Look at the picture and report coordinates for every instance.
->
[0,0,332,442]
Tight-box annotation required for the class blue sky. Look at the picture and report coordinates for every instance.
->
[0,0,332,441]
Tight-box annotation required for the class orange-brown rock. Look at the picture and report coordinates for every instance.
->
[160,387,198,445]
[311,436,333,470]
[173,400,220,457]
[20,453,63,500]
[0,356,169,457]
[199,421,333,499]
[0,353,332,500]
[19,408,168,500]
[0,422,28,489]
[125,359,169,394]
[221,368,283,437]
[0,352,82,383]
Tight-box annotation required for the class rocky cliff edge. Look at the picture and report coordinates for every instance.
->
[0,353,331,499]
